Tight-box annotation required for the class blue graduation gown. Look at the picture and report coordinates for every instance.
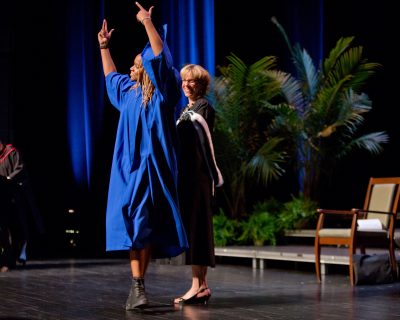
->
[104,31,188,258]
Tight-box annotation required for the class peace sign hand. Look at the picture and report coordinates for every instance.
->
[98,19,115,49]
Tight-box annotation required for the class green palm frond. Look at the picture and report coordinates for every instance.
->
[354,132,389,153]
[216,54,279,111]
[325,46,381,91]
[246,137,286,185]
[311,88,372,139]
[268,70,305,110]
[249,54,277,72]
[310,79,351,125]
[271,16,295,57]
[299,48,319,100]
[224,54,248,95]
[323,37,354,75]
[338,132,389,158]
[271,15,319,99]
[269,103,303,137]
[226,54,277,98]
[339,91,372,133]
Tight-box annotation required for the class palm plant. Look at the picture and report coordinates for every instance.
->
[213,54,287,218]
[269,17,389,200]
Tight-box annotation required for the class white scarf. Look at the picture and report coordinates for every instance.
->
[177,110,224,188]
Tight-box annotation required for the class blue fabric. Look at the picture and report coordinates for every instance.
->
[104,29,188,258]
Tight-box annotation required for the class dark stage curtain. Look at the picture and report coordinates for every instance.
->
[161,0,215,75]
[66,0,105,187]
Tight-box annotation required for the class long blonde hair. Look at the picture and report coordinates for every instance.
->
[131,57,155,107]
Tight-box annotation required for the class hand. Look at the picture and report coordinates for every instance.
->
[0,175,13,185]
[98,19,114,49]
[135,1,153,24]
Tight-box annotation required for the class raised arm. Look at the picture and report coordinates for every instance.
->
[135,2,162,56]
[98,19,116,76]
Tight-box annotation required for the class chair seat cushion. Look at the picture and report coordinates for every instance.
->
[318,228,351,237]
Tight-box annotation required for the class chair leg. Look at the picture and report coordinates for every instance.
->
[348,247,354,286]
[389,243,398,280]
[315,241,321,283]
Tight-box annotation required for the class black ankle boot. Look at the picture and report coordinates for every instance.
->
[125,277,148,310]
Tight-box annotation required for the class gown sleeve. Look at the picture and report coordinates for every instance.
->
[105,72,135,111]
[140,25,181,107]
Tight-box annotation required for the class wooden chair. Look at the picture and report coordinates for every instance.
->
[314,177,400,285]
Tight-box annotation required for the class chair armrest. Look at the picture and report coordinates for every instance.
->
[317,208,359,215]
[316,208,359,233]
[357,209,395,216]
[357,209,397,232]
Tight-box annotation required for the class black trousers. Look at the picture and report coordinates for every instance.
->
[0,178,16,268]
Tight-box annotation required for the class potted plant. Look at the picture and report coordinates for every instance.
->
[213,209,240,247]
[278,194,318,231]
[237,201,281,246]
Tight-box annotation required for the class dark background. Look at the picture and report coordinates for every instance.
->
[0,1,398,258]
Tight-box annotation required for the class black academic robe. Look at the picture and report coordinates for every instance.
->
[177,98,223,267]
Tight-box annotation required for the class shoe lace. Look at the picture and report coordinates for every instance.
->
[134,278,145,297]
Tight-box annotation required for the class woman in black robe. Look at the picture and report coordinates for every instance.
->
[174,64,223,305]
[0,140,44,271]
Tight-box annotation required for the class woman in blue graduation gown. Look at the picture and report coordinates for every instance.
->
[98,2,188,310]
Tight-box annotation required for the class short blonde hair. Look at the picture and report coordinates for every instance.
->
[180,64,211,98]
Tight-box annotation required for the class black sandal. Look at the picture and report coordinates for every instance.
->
[174,288,211,305]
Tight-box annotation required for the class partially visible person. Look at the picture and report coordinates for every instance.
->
[174,64,223,305]
[0,140,44,271]
[98,2,188,310]
[0,173,14,272]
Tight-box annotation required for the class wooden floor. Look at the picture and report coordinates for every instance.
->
[1,248,400,320]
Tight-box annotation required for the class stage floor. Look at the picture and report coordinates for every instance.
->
[1,250,399,319]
